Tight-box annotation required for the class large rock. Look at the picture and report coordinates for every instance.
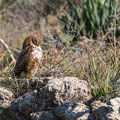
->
[55,102,93,120]
[0,86,14,120]
[0,77,91,120]
[11,77,91,111]
[41,77,90,101]
[37,77,91,110]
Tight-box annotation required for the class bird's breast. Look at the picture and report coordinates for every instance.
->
[32,46,43,60]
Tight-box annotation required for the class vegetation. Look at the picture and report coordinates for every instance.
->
[0,0,120,100]
[60,0,120,44]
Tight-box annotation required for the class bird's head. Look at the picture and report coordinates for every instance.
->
[23,34,42,49]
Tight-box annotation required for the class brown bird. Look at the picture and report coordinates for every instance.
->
[13,34,43,79]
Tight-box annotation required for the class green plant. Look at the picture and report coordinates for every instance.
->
[61,0,119,44]
[88,48,120,99]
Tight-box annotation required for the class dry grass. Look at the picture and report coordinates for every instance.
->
[0,0,120,100]
[0,32,120,99]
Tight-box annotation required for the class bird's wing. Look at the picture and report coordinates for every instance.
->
[13,47,32,76]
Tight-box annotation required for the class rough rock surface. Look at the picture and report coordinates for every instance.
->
[11,90,39,115]
[0,86,14,107]
[107,97,120,120]
[42,77,91,102]
[91,100,112,120]
[37,77,91,110]
[13,77,91,112]
[0,77,120,120]
[91,100,120,120]
[55,102,93,120]
[0,77,91,119]
[31,110,57,120]
[110,97,120,114]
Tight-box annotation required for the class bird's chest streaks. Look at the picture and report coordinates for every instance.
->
[32,46,43,60]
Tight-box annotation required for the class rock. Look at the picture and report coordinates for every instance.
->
[0,108,17,120]
[55,102,93,120]
[11,77,91,113]
[37,77,91,110]
[91,100,112,120]
[41,77,90,102]
[110,97,120,114]
[107,97,120,120]
[113,78,120,96]
[31,111,57,120]
[107,112,120,120]
[91,100,120,120]
[0,90,40,120]
[11,90,39,115]
[0,86,14,108]
[0,77,91,120]
[0,86,14,120]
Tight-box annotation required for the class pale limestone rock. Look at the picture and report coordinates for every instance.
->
[0,86,14,107]
[0,77,91,120]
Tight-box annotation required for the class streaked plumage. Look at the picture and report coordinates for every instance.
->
[13,34,43,78]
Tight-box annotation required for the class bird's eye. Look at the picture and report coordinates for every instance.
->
[32,39,37,46]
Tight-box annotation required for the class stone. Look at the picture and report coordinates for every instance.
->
[110,97,120,114]
[40,77,90,102]
[11,90,39,115]
[0,77,91,120]
[37,77,91,110]
[0,86,14,108]
[55,102,93,120]
[91,100,111,120]
[107,97,120,120]
[31,111,57,120]
[91,100,120,120]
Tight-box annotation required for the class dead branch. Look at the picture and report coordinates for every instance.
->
[0,38,16,63]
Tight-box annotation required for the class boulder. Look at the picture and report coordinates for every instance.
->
[11,77,91,111]
[38,77,91,110]
[0,77,91,120]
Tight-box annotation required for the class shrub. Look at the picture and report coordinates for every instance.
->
[88,46,120,99]
[60,0,119,44]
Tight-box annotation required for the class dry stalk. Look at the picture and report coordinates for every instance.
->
[0,38,16,63]
[0,38,16,72]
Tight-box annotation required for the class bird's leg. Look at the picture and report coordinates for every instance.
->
[26,78,30,89]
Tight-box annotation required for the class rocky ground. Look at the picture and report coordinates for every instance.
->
[0,77,120,120]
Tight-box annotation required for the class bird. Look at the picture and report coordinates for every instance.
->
[13,34,43,79]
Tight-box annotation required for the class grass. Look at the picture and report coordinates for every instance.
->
[2,38,120,99]
[0,0,120,100]
[0,26,120,100]
[88,48,120,99]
